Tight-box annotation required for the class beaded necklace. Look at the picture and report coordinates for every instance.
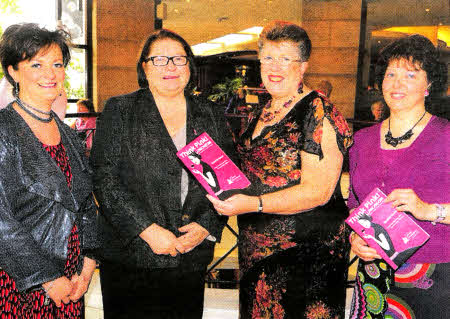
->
[259,96,296,123]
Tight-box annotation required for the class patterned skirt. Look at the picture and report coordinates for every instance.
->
[350,259,450,319]
[239,241,349,319]
[0,224,83,319]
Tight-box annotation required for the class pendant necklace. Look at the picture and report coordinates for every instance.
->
[15,98,54,123]
[259,96,296,123]
[384,111,426,147]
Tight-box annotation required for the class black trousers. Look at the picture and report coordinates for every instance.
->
[100,262,206,319]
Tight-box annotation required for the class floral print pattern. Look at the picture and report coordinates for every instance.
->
[240,218,297,273]
[252,271,287,319]
[237,91,352,318]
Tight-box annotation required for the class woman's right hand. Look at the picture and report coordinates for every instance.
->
[350,232,382,262]
[42,276,74,307]
[140,223,185,256]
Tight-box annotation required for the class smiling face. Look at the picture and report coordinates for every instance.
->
[382,58,429,114]
[8,44,65,107]
[144,38,190,99]
[259,40,308,99]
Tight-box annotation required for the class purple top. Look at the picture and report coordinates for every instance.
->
[348,116,449,264]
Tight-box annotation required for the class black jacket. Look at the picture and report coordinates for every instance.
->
[0,104,98,292]
[91,89,232,270]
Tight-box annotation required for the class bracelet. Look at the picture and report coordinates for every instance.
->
[431,204,446,225]
[257,196,263,213]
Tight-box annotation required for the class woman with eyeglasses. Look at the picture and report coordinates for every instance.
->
[207,21,353,318]
[90,29,233,318]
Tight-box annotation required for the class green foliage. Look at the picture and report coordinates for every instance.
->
[0,0,20,14]
[208,77,244,105]
[0,0,21,80]
[64,57,86,99]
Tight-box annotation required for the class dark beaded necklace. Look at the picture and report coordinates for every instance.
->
[259,96,296,123]
[15,98,54,123]
[384,111,426,147]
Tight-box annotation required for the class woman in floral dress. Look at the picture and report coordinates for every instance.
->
[207,21,352,319]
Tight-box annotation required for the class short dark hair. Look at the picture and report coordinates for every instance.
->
[258,21,312,62]
[359,214,373,222]
[137,29,196,92]
[375,34,447,105]
[77,98,95,113]
[0,23,71,96]
[188,152,201,160]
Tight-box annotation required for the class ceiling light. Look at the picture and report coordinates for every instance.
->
[239,26,263,35]
[208,34,254,46]
[192,43,223,55]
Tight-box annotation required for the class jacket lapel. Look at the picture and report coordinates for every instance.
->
[12,109,81,212]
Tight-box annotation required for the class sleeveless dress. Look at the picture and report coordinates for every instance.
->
[0,142,83,319]
[236,91,353,318]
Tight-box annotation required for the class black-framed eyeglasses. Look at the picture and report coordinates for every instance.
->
[144,55,188,66]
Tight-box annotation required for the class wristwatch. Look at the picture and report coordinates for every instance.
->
[431,204,447,225]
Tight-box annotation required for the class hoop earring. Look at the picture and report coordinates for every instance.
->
[297,82,303,94]
[424,89,429,97]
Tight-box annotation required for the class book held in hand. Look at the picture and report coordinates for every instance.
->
[346,188,430,269]
[177,132,250,199]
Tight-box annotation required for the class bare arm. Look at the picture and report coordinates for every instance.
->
[208,118,343,216]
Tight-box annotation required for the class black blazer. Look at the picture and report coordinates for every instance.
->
[0,104,98,292]
[91,89,233,270]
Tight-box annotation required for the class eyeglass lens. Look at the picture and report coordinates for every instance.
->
[148,56,188,66]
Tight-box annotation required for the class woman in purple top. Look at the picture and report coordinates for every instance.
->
[348,35,449,319]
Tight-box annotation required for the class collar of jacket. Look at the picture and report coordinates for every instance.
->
[4,104,92,213]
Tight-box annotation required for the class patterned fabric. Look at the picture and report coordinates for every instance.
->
[348,116,450,318]
[42,143,72,189]
[0,142,82,318]
[351,261,450,319]
[236,91,352,318]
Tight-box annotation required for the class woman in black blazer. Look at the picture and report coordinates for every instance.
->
[0,23,98,318]
[91,29,234,319]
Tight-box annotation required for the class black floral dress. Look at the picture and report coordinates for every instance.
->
[236,91,352,319]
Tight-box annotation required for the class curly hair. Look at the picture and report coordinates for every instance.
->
[375,34,447,105]
[0,23,71,96]
[258,20,312,62]
[136,29,196,92]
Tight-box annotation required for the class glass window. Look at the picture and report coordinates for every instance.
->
[0,0,92,119]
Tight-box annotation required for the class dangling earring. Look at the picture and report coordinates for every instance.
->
[297,82,303,94]
[14,82,19,97]
[424,89,429,97]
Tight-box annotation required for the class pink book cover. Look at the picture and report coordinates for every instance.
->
[346,188,430,269]
[177,132,250,199]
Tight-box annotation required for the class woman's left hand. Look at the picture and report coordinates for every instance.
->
[68,257,97,301]
[206,194,257,216]
[177,222,209,253]
[385,189,433,221]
